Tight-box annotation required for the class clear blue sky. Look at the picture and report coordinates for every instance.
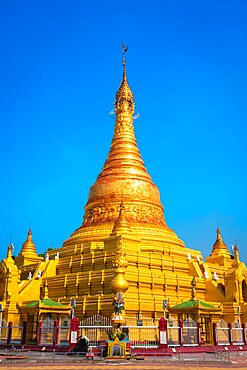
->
[0,0,246,263]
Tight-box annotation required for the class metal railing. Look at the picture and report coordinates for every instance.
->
[78,324,159,348]
[217,327,230,345]
[9,325,24,345]
[78,325,112,347]
[168,326,180,346]
[40,325,54,346]
[0,318,246,349]
[0,324,8,344]
[123,325,159,348]
[232,327,244,345]
[183,326,199,346]
[57,326,70,346]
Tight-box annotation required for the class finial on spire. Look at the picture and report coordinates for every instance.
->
[122,42,128,69]
[233,243,240,266]
[217,227,222,241]
[9,232,12,246]
[114,44,134,115]
[119,201,125,214]
[7,243,14,259]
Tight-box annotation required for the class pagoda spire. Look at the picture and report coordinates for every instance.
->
[83,46,167,228]
[6,243,14,261]
[114,43,134,116]
[99,45,149,182]
[19,228,38,257]
[111,203,131,235]
[233,244,240,267]
[210,227,230,258]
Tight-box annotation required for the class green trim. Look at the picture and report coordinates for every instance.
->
[171,299,217,310]
[198,300,217,308]
[41,299,65,307]
[25,299,66,308]
[25,300,39,308]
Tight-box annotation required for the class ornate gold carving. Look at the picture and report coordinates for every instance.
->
[113,237,128,270]
[114,118,133,136]
[83,202,165,227]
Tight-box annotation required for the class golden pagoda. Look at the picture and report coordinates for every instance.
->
[0,47,247,345]
[47,46,188,319]
[15,229,43,267]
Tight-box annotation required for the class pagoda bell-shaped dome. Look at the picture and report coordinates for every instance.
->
[210,228,230,258]
[15,229,42,267]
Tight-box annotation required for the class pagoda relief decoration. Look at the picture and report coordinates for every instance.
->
[83,203,165,227]
[110,236,129,296]
[113,236,128,270]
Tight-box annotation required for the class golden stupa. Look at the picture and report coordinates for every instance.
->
[0,48,247,345]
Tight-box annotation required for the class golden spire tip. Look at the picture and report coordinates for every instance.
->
[122,43,128,69]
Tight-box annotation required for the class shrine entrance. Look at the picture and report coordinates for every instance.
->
[200,315,212,344]
[25,314,39,344]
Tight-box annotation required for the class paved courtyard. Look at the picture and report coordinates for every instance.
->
[0,364,247,370]
[1,350,247,369]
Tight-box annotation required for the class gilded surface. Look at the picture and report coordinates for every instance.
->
[111,234,129,293]
[83,202,165,226]
[84,61,165,228]
[210,228,229,257]
[113,236,128,270]
[19,229,37,256]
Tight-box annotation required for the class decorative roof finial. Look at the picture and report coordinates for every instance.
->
[217,227,222,241]
[114,43,134,115]
[122,42,128,70]
[28,228,32,239]
[44,280,49,299]
[233,243,240,267]
[191,275,196,300]
[7,243,14,259]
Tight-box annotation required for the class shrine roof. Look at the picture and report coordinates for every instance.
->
[26,299,65,308]
[171,299,217,310]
